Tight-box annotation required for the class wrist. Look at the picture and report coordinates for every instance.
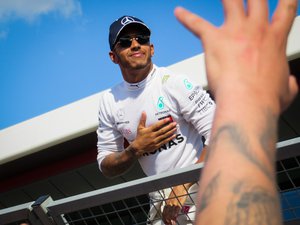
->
[212,91,279,143]
[215,86,281,119]
[125,145,139,158]
[183,182,194,190]
[214,79,281,114]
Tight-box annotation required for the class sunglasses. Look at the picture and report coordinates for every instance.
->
[116,35,150,48]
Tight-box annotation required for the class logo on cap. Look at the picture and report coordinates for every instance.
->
[121,16,135,26]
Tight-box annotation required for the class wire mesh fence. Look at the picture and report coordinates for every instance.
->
[59,182,200,225]
[277,155,300,221]
[1,138,300,225]
[63,195,150,225]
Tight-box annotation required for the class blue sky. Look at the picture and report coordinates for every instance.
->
[0,0,299,130]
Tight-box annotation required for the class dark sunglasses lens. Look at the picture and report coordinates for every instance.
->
[119,38,132,48]
[136,35,149,44]
[118,35,149,48]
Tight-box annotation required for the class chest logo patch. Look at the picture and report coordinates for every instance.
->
[157,96,165,110]
[117,109,125,120]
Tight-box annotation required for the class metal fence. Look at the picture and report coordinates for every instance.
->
[1,137,300,225]
[0,163,202,225]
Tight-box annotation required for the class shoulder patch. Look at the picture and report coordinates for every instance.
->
[183,79,193,90]
[162,75,170,84]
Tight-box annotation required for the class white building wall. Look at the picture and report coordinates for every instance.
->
[0,16,300,165]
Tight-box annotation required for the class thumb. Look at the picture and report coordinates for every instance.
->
[174,7,214,44]
[138,111,147,128]
[285,75,299,109]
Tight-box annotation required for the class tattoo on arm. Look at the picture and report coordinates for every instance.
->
[225,182,281,225]
[206,109,277,181]
[102,148,136,177]
[198,175,281,224]
[198,172,220,213]
[198,109,280,223]
[260,113,277,165]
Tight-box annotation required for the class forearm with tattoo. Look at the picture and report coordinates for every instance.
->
[101,145,138,178]
[196,109,281,225]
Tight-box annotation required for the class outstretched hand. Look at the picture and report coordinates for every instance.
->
[174,1,298,225]
[174,0,298,113]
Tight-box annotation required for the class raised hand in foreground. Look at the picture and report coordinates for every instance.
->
[175,0,298,224]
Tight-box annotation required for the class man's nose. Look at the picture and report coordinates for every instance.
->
[130,38,140,48]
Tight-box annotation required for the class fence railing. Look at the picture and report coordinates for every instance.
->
[1,137,300,225]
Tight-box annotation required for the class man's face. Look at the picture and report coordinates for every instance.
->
[111,26,154,70]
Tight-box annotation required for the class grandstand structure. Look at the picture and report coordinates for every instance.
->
[0,16,300,225]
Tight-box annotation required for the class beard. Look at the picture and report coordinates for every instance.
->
[116,48,152,71]
[120,56,151,70]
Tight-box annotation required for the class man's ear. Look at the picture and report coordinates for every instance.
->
[109,51,118,64]
[150,44,154,57]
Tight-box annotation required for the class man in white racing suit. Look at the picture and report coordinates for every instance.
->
[97,15,215,225]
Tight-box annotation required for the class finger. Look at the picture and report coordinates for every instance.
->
[199,147,207,162]
[158,122,177,135]
[156,134,176,147]
[174,6,214,42]
[162,206,179,224]
[156,122,177,142]
[138,111,146,128]
[173,205,180,218]
[222,0,246,23]
[247,0,269,22]
[290,75,299,95]
[286,75,299,107]
[162,207,171,224]
[152,117,173,131]
[272,0,298,35]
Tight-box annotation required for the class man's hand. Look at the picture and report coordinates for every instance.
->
[174,1,299,225]
[174,0,298,113]
[131,112,177,156]
[101,112,177,177]
[162,183,193,225]
[162,147,206,224]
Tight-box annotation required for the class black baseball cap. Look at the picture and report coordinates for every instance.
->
[109,15,151,50]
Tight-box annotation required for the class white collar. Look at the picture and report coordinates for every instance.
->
[124,65,157,90]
